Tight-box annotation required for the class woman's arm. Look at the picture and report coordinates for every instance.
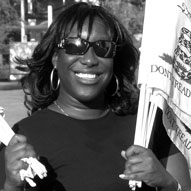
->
[3,135,37,191]
[160,152,191,191]
[120,145,191,191]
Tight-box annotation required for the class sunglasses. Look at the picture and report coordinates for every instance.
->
[58,37,116,58]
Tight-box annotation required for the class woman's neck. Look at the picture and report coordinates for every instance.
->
[50,97,109,120]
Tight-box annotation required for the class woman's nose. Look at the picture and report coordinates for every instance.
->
[80,47,98,66]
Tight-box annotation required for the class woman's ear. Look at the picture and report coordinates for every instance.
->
[52,53,58,68]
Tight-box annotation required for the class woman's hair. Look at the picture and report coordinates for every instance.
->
[17,2,139,115]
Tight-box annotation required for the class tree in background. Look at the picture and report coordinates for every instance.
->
[0,0,20,53]
[0,0,144,81]
[102,0,145,48]
[0,0,145,52]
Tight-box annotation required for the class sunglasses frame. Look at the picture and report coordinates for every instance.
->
[57,37,117,58]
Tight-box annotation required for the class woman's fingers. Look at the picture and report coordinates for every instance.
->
[120,145,174,188]
[9,134,27,145]
[122,145,152,165]
[125,145,147,158]
[119,171,144,181]
[4,134,45,188]
[6,134,36,160]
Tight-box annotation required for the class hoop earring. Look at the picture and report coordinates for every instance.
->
[50,67,60,91]
[107,74,119,97]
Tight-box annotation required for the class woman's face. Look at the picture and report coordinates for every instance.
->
[55,18,114,105]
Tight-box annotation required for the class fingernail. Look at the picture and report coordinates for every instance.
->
[9,135,18,145]
[119,174,127,179]
[121,150,127,160]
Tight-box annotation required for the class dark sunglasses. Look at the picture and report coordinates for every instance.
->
[58,37,116,58]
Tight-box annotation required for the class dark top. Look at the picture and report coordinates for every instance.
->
[0,108,178,191]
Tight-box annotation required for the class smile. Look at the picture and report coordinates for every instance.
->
[75,73,98,79]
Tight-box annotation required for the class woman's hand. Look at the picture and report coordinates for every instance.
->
[120,145,177,190]
[4,134,36,190]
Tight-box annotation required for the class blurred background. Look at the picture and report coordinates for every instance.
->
[0,0,145,126]
[0,0,145,81]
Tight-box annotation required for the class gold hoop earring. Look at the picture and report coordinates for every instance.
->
[50,67,60,91]
[107,74,119,97]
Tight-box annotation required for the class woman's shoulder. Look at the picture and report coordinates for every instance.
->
[21,108,60,121]
[13,108,60,132]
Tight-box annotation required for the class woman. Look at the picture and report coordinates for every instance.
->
[0,2,190,191]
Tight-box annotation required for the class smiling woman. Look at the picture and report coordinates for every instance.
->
[52,17,116,109]
[0,2,191,191]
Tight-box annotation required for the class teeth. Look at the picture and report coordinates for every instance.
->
[75,73,97,79]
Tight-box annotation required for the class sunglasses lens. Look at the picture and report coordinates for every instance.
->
[58,38,116,58]
[64,38,87,55]
[94,41,115,58]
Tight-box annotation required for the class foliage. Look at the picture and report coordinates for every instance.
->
[0,0,145,52]
[0,0,20,53]
[102,0,145,48]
